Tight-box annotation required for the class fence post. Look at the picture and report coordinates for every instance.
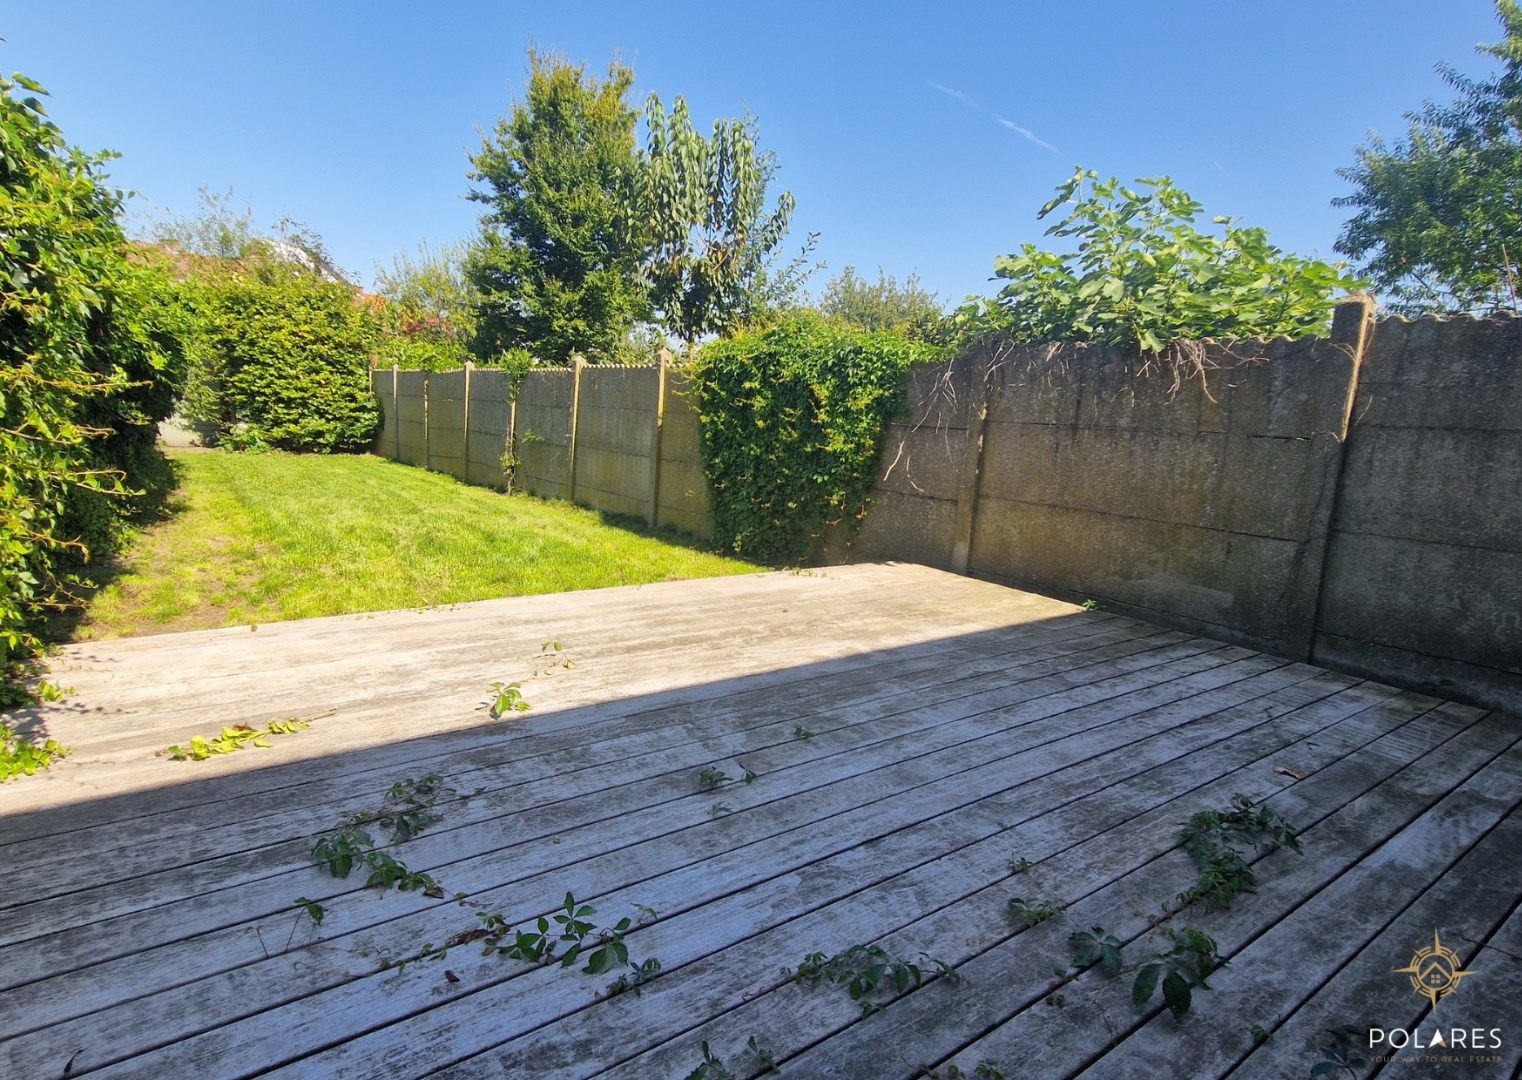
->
[423,371,431,471]
[506,375,519,493]
[1306,293,1378,659]
[647,350,670,527]
[568,354,586,503]
[949,352,997,572]
[462,360,474,482]
[391,364,400,461]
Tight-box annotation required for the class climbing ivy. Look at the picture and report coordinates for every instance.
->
[689,314,940,561]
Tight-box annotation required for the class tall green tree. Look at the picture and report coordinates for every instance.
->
[466,51,649,364]
[638,95,797,347]
[1335,0,1522,313]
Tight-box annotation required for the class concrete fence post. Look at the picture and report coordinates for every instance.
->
[648,350,670,527]
[568,354,586,503]
[949,354,998,572]
[391,364,400,461]
[506,375,519,493]
[462,360,474,481]
[422,371,431,472]
[1306,292,1379,656]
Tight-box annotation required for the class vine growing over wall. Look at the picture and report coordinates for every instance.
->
[689,314,938,562]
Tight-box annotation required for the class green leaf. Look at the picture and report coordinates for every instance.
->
[1162,971,1192,1017]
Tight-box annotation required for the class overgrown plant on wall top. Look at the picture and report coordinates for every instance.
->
[690,314,940,562]
[948,169,1362,363]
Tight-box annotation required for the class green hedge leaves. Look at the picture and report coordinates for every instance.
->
[183,272,381,453]
[690,315,938,562]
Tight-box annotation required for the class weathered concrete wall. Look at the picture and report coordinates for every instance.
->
[374,361,701,522]
[395,370,428,468]
[575,365,658,520]
[425,369,468,481]
[829,353,986,569]
[1315,313,1522,712]
[967,333,1361,656]
[514,368,574,501]
[466,368,513,489]
[656,371,712,538]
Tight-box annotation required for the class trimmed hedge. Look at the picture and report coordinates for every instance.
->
[184,271,381,452]
[690,314,940,562]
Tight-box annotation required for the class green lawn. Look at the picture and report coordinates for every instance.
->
[77,449,757,639]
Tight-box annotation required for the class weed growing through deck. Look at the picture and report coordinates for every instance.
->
[698,766,730,791]
[536,641,576,674]
[792,724,815,740]
[710,803,734,817]
[1065,922,1223,1019]
[1006,897,1066,929]
[1178,793,1300,910]
[682,1036,780,1080]
[1009,857,1033,875]
[309,773,447,896]
[479,892,661,997]
[923,1063,1006,1079]
[160,709,332,760]
[795,944,962,1017]
[1068,927,1125,976]
[486,681,531,718]
[1312,1025,1369,1077]
[0,721,69,781]
[1129,926,1224,1019]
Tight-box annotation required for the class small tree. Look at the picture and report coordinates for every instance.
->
[820,266,942,337]
[466,50,649,363]
[956,169,1360,353]
[374,242,477,371]
[1335,0,1522,313]
[638,95,797,348]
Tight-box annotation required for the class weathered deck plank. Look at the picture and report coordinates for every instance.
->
[0,563,1516,1080]
[577,693,1484,1080]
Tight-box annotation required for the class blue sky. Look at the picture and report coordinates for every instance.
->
[1,1,1503,301]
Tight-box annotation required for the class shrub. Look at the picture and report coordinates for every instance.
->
[819,265,944,338]
[951,169,1362,353]
[373,334,472,373]
[690,314,939,562]
[1,72,181,688]
[62,253,190,552]
[183,270,380,452]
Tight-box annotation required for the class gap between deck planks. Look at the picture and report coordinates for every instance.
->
[0,564,1516,1080]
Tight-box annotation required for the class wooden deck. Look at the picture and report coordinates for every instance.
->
[1,563,1518,1079]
